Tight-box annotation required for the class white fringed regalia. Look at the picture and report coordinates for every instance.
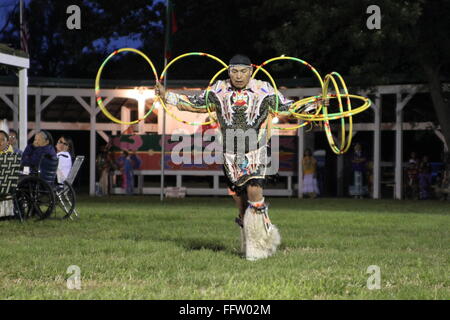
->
[241,198,281,261]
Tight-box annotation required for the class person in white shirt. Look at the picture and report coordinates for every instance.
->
[55,136,74,183]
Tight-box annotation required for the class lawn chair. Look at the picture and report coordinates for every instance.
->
[54,155,85,219]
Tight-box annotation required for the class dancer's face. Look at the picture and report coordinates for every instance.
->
[229,66,252,89]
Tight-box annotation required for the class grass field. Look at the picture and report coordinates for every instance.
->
[0,196,449,300]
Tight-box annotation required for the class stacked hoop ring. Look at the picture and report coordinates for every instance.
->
[95,48,372,154]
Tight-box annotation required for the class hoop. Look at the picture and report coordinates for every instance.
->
[321,72,352,154]
[95,48,159,125]
[252,56,323,130]
[157,52,228,126]
[94,49,373,155]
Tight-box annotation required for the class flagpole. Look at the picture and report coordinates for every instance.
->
[160,0,170,201]
[19,0,23,45]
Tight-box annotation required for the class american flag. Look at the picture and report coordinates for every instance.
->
[20,20,29,54]
[20,0,29,54]
[164,0,177,60]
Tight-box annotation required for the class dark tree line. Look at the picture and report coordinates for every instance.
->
[0,0,165,78]
[1,0,449,147]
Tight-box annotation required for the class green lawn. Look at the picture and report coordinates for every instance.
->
[0,196,449,299]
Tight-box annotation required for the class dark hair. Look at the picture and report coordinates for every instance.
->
[59,135,75,158]
[229,54,252,66]
[123,150,129,156]
[39,130,54,146]
[9,129,17,136]
[304,148,312,156]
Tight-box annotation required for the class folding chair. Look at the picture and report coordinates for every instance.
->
[55,155,85,219]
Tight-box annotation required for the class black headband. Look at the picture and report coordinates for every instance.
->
[229,54,252,66]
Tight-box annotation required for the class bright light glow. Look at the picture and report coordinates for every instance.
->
[127,87,155,100]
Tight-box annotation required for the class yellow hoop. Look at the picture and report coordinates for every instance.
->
[156,52,228,126]
[95,48,158,125]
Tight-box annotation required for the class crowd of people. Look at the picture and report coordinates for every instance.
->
[406,151,448,200]
[0,128,75,218]
[1,124,144,218]
[3,125,449,201]
[301,144,450,200]
[95,142,141,196]
[2,124,141,197]
[0,128,75,181]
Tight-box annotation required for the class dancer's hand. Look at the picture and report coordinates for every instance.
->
[155,82,165,100]
[304,98,329,114]
[303,101,319,114]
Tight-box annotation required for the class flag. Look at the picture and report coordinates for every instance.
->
[164,0,177,60]
[20,5,29,54]
[171,5,178,34]
[20,22,29,54]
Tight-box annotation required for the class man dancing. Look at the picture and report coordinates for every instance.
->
[156,54,312,260]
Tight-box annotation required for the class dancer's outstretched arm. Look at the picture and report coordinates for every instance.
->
[263,82,321,115]
[155,82,214,113]
[266,88,294,113]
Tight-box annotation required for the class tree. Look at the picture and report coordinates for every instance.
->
[0,0,164,79]
[153,0,278,80]
[1,0,448,147]
[245,0,450,148]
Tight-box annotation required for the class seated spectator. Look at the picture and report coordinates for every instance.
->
[21,130,56,172]
[0,130,13,154]
[0,130,14,218]
[8,129,22,155]
[56,135,74,183]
